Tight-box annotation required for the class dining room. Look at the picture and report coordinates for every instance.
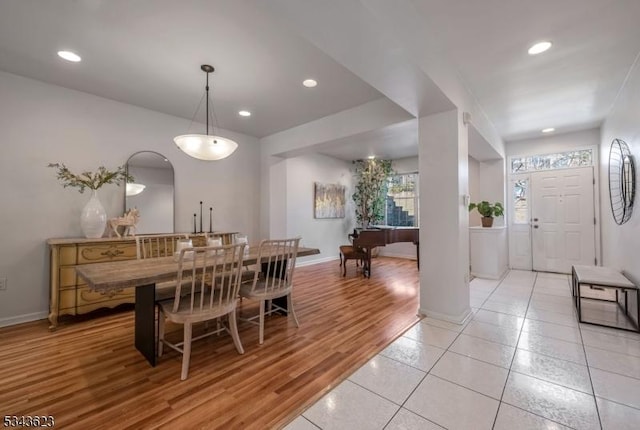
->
[3,1,640,429]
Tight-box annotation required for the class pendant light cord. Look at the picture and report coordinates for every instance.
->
[205,71,210,135]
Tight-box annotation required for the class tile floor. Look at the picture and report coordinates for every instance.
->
[285,270,640,430]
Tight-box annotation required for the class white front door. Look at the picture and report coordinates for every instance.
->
[531,167,596,273]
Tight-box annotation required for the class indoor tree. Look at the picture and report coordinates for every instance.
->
[352,159,394,228]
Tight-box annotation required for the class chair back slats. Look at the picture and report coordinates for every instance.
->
[173,243,246,315]
[135,234,189,259]
[253,238,300,294]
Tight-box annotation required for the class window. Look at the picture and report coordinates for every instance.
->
[513,179,529,224]
[511,149,592,173]
[385,173,418,226]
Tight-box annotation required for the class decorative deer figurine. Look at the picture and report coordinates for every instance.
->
[109,208,140,238]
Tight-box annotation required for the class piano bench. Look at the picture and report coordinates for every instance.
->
[339,245,366,277]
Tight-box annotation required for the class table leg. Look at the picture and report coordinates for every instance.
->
[577,283,583,323]
[624,290,628,315]
[135,283,156,366]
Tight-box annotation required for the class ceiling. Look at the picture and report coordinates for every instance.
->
[1,0,639,159]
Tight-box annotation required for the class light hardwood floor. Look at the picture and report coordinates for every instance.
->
[0,257,420,429]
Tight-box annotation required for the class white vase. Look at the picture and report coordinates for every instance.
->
[81,190,107,238]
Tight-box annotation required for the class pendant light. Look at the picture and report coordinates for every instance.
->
[174,65,238,160]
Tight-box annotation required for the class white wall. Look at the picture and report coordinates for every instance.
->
[0,71,260,326]
[285,154,356,265]
[468,157,481,227]
[506,128,600,157]
[419,110,471,323]
[478,159,507,227]
[600,59,640,324]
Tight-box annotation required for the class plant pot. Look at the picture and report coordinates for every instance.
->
[481,216,494,228]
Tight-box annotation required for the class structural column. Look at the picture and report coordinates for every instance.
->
[418,109,471,324]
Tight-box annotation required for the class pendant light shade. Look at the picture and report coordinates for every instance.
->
[125,183,146,196]
[174,134,238,161]
[174,65,238,161]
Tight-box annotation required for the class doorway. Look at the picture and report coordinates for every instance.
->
[509,166,596,273]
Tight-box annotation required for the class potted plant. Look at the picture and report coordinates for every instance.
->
[468,201,504,227]
[352,159,394,228]
[48,163,132,238]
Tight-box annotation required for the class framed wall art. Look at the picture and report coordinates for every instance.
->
[314,182,346,219]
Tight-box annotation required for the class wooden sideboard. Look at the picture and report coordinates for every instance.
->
[47,232,237,329]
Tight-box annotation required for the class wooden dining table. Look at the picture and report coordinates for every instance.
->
[75,245,320,366]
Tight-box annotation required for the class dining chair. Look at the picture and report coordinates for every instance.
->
[239,237,301,344]
[135,233,189,259]
[135,233,189,300]
[231,233,256,284]
[158,243,246,380]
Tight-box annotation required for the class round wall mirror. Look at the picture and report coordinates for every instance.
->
[608,138,636,225]
[125,151,175,234]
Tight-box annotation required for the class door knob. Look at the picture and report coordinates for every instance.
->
[533,225,539,229]
[533,218,539,222]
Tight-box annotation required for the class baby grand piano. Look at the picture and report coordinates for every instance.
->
[350,227,419,277]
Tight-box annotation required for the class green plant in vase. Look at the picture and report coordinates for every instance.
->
[48,163,132,193]
[468,201,504,227]
[48,163,132,238]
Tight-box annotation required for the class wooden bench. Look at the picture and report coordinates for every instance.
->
[572,265,639,332]
[339,245,366,277]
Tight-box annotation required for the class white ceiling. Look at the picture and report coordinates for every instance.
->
[411,0,640,142]
[0,0,383,138]
[1,0,639,159]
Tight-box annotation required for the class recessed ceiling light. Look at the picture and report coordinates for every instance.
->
[528,41,552,55]
[303,79,317,88]
[238,110,251,117]
[57,50,82,62]
[542,127,555,133]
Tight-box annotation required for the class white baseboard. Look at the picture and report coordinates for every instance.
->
[470,267,508,280]
[0,311,48,328]
[296,255,340,267]
[378,251,416,260]
[418,307,472,325]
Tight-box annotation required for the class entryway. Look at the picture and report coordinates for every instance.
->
[510,166,596,274]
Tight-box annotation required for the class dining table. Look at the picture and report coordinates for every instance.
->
[75,244,320,366]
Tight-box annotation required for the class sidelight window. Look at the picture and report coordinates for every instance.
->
[513,179,529,224]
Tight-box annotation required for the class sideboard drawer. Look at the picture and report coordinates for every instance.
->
[77,243,136,264]
[77,285,135,307]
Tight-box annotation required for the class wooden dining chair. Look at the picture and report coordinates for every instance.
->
[135,234,189,300]
[135,233,189,259]
[157,243,246,380]
[239,238,301,344]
